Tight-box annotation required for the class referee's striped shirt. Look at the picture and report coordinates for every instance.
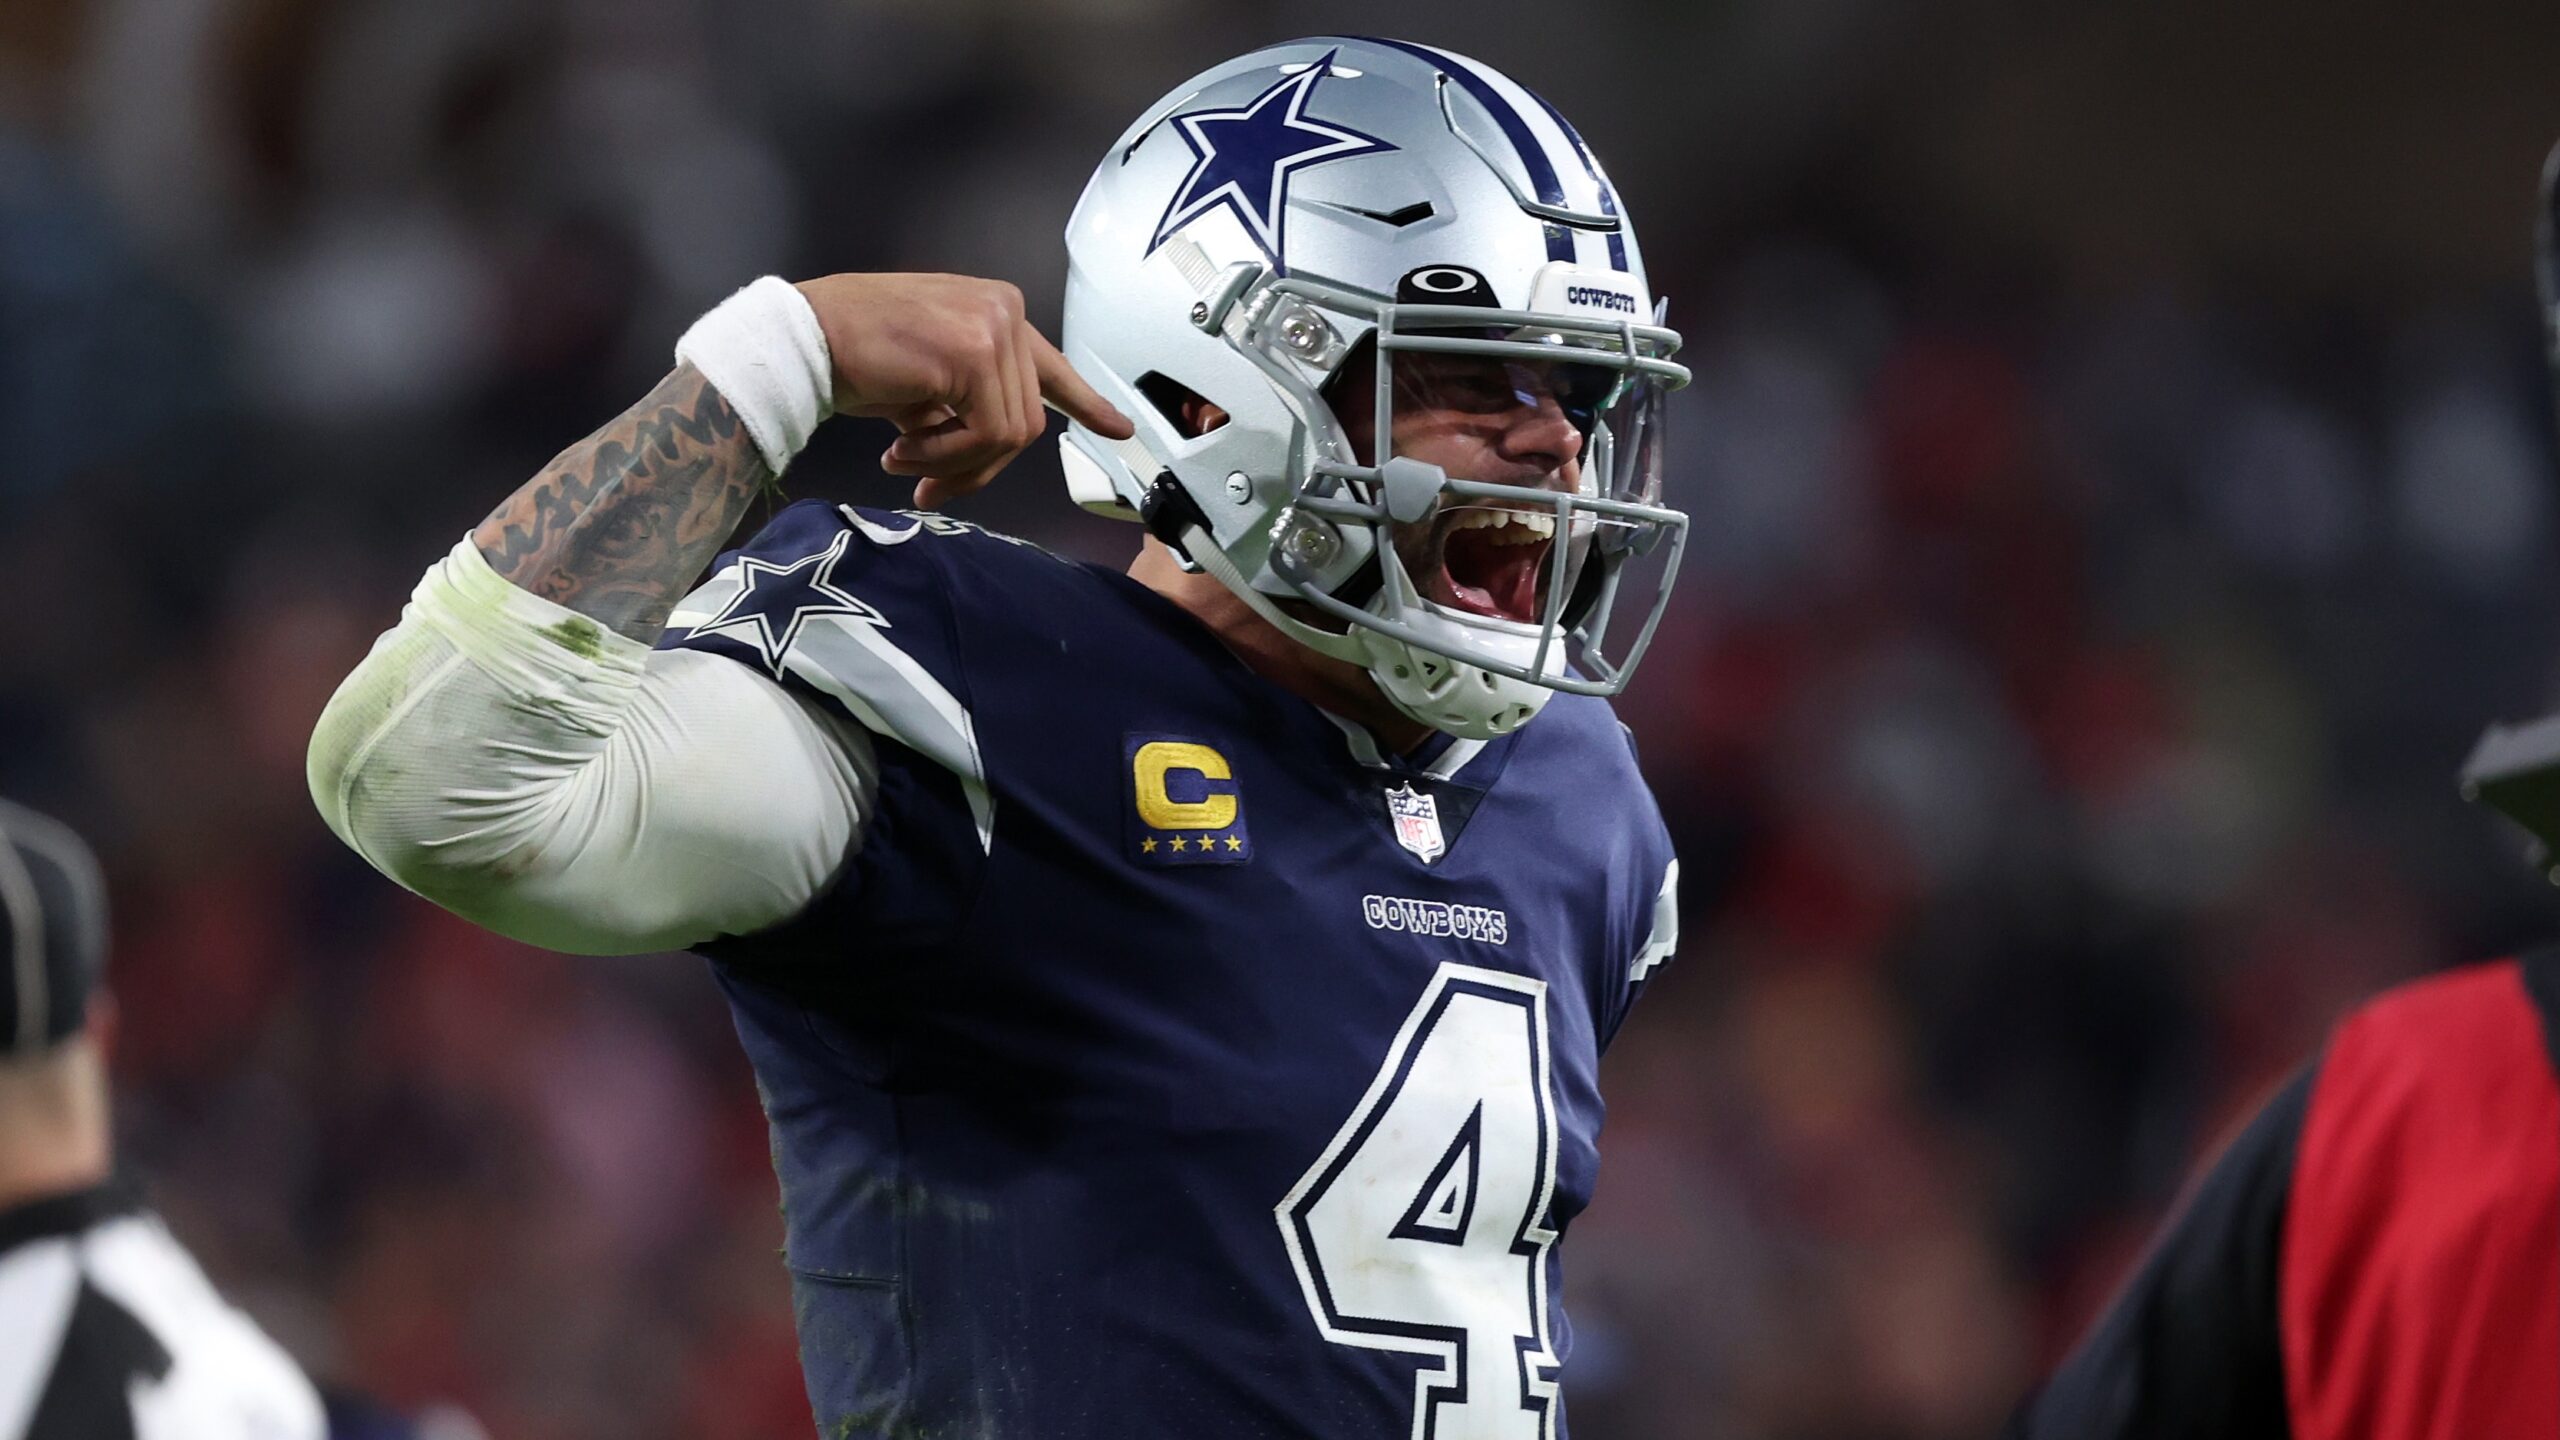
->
[0,1178,323,1440]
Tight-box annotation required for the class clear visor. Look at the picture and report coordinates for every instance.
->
[1249,279,1691,696]
[1374,337,1668,640]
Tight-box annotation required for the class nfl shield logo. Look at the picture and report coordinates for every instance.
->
[1385,784,1445,863]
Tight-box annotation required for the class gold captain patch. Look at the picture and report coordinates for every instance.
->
[1126,735,1250,866]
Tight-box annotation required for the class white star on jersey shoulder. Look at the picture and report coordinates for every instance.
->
[690,528,885,674]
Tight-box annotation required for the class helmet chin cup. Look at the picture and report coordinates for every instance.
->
[1361,621,1555,739]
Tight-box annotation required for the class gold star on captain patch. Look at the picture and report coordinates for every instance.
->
[1224,835,1243,852]
[1170,836,1188,852]
[1140,837,1158,854]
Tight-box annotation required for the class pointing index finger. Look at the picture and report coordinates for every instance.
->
[1031,332,1136,440]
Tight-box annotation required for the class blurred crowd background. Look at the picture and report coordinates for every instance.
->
[8,0,2560,1435]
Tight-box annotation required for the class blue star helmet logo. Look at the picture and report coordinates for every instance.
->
[691,529,883,675]
[1146,49,1396,274]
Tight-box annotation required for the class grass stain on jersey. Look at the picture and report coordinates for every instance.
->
[541,615,608,660]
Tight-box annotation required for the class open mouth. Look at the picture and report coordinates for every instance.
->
[1433,508,1556,624]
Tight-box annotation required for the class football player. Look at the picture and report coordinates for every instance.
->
[309,38,1685,1438]
[2006,144,2560,1440]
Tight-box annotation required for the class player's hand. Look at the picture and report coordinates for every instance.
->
[793,273,1136,509]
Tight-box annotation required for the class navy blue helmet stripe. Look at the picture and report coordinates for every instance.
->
[1338,36,1575,263]
[1521,86,1629,273]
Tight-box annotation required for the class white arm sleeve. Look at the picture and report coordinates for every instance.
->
[307,537,878,955]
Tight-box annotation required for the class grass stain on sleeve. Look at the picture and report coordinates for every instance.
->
[541,616,608,661]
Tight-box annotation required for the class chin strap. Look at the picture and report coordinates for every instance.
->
[1173,521,1371,664]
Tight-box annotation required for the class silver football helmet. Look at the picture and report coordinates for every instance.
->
[1059,37,1689,738]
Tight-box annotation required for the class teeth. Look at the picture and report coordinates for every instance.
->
[1448,509,1556,544]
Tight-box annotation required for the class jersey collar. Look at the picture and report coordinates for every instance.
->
[0,1174,144,1256]
[1317,713,1490,780]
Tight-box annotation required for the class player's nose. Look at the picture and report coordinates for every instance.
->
[1495,390,1583,485]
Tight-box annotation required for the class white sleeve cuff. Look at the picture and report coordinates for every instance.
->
[673,276,834,475]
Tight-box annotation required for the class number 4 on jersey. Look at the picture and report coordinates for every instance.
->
[1277,964,1564,1440]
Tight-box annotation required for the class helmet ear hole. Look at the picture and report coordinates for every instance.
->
[1134,373,1230,438]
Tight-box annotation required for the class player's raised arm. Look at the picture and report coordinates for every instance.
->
[476,272,1131,645]
[469,360,774,643]
[305,275,1131,955]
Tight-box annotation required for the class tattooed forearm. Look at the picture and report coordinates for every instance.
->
[473,364,774,641]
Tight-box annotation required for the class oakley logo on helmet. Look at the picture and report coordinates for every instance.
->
[1145,48,1397,272]
[1395,265,1497,307]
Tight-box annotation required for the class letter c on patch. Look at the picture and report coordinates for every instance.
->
[1133,741,1239,830]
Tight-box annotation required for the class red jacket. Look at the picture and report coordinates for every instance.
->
[2015,954,2560,1439]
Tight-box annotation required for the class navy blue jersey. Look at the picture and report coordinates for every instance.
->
[659,500,1679,1440]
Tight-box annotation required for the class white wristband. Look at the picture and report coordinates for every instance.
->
[673,276,833,475]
